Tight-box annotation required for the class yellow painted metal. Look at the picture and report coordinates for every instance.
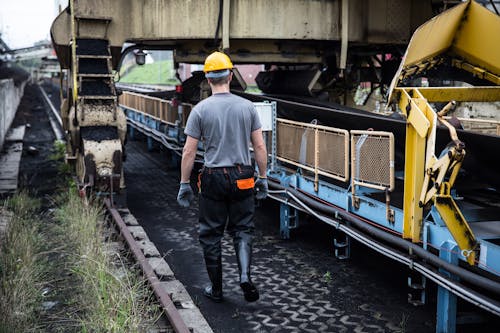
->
[452,1,500,77]
[387,1,491,266]
[420,146,465,207]
[414,86,500,102]
[314,128,319,192]
[434,186,477,265]
[407,101,430,138]
[402,120,426,241]
[397,87,478,264]
[402,2,468,70]
[70,0,78,104]
[452,60,500,85]
[388,1,500,102]
[398,89,428,241]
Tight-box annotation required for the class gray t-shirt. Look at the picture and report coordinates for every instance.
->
[184,93,261,168]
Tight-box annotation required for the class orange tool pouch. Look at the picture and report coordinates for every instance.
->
[236,177,255,190]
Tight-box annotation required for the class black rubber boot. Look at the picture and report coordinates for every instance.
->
[203,257,223,302]
[236,241,259,302]
[203,285,223,303]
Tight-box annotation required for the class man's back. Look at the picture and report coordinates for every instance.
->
[184,93,261,168]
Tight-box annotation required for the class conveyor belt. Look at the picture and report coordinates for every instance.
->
[236,92,500,195]
[122,84,500,197]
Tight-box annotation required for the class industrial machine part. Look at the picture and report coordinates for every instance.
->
[50,0,442,105]
[388,0,500,265]
[57,1,127,196]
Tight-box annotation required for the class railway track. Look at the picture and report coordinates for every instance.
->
[39,82,205,333]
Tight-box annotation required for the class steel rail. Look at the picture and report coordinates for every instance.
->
[104,199,191,333]
[38,84,64,141]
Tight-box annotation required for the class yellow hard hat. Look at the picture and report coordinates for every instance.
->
[203,51,233,73]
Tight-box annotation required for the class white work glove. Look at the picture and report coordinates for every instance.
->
[255,177,268,200]
[177,182,194,207]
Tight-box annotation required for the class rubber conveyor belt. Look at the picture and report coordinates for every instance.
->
[235,92,500,195]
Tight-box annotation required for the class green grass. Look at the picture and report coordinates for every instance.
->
[119,60,178,85]
[54,191,157,332]
[0,189,158,332]
[0,192,45,333]
[48,140,72,176]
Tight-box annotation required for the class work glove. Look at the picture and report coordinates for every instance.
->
[255,177,268,200]
[177,182,194,208]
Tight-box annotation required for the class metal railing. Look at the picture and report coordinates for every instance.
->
[351,130,395,192]
[120,91,192,126]
[276,118,349,190]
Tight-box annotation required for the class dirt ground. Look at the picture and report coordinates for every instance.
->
[15,84,60,199]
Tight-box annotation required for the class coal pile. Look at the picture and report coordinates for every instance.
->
[0,61,29,86]
[78,58,108,74]
[76,39,109,56]
[80,79,112,96]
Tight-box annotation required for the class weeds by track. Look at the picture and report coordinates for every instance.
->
[0,189,159,332]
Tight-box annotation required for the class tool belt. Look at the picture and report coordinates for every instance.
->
[198,165,255,201]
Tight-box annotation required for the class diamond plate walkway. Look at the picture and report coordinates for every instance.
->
[124,138,435,333]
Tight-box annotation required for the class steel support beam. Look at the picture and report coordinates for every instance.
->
[412,86,500,102]
[434,190,477,265]
[436,242,459,333]
[399,89,430,242]
[280,203,299,239]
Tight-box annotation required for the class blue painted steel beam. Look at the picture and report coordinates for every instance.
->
[280,203,299,239]
[436,241,459,333]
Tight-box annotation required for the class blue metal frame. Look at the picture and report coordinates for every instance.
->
[280,203,299,239]
[122,101,500,282]
[436,242,459,333]
[121,97,500,333]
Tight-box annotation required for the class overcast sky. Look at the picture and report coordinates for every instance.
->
[0,0,64,49]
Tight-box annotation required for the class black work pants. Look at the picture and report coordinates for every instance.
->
[198,166,255,264]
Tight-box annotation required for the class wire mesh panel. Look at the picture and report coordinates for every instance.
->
[351,130,394,191]
[317,129,349,179]
[181,103,192,127]
[277,121,313,165]
[120,91,143,111]
[166,102,178,125]
[144,98,158,118]
[120,92,196,128]
[277,118,349,182]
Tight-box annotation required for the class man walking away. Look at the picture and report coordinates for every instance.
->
[177,51,268,303]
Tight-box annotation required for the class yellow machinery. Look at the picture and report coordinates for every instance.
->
[388,0,500,265]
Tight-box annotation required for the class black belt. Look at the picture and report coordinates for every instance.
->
[202,165,251,174]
